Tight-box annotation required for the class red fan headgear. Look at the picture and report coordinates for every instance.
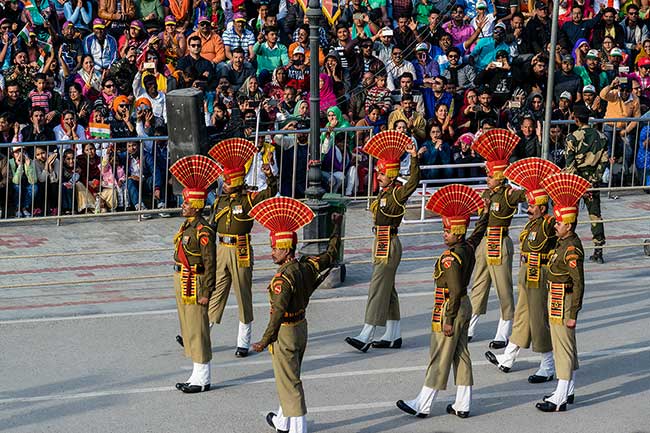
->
[472,129,519,180]
[249,197,315,249]
[542,173,591,224]
[170,155,222,209]
[363,131,411,179]
[208,138,257,187]
[503,157,560,206]
[426,184,484,235]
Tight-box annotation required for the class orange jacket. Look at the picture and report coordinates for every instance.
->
[189,31,226,64]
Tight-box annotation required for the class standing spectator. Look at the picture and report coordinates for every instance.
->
[365,71,392,115]
[318,73,337,112]
[470,21,513,70]
[74,55,103,101]
[393,14,418,55]
[622,4,648,58]
[513,115,542,159]
[472,0,496,39]
[33,145,60,216]
[554,55,583,102]
[252,26,289,75]
[190,16,226,64]
[524,1,552,54]
[475,50,513,108]
[8,145,38,217]
[27,73,52,114]
[349,72,374,122]
[637,125,650,187]
[98,0,136,37]
[574,49,609,93]
[223,12,256,60]
[123,140,160,216]
[83,19,118,70]
[561,4,601,51]
[443,5,476,47]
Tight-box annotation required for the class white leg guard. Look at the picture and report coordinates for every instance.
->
[495,342,520,369]
[354,324,376,344]
[378,320,401,341]
[189,362,211,386]
[467,314,480,338]
[237,321,252,349]
[209,322,214,329]
[289,415,307,433]
[548,379,569,405]
[534,351,556,377]
[274,406,289,431]
[404,386,438,415]
[568,371,576,396]
[493,318,512,342]
[453,385,472,413]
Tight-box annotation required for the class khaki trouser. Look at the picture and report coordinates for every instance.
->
[271,319,308,417]
[470,235,515,320]
[364,234,401,326]
[510,264,553,353]
[424,296,473,390]
[174,272,212,363]
[550,291,579,381]
[208,242,253,324]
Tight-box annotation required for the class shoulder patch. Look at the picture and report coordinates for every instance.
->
[200,237,209,246]
[197,224,203,230]
[272,279,283,294]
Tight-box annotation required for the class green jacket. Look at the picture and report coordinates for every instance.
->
[565,125,609,185]
[9,158,38,185]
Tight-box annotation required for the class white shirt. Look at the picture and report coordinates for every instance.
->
[244,150,279,192]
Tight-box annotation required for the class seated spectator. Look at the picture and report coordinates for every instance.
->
[62,82,92,127]
[223,12,256,60]
[177,35,214,85]
[108,46,138,97]
[322,51,348,100]
[355,104,387,149]
[63,0,93,34]
[133,73,167,122]
[386,46,416,91]
[471,87,500,132]
[513,115,542,159]
[110,95,136,139]
[252,26,289,75]
[432,102,456,143]
[392,119,420,176]
[318,73,337,113]
[473,0,496,39]
[118,20,149,58]
[98,0,136,37]
[273,119,309,198]
[0,113,20,145]
[99,76,118,108]
[470,21,513,71]
[74,55,103,101]
[442,46,476,94]
[320,106,353,155]
[348,72,373,123]
[0,151,7,217]
[573,38,591,67]
[138,50,168,93]
[524,91,546,123]
[160,16,187,68]
[523,1,551,54]
[422,75,453,119]
[54,110,86,153]
[4,51,39,98]
[136,0,164,28]
[629,58,650,102]
[591,7,625,50]
[122,140,161,215]
[59,20,84,76]
[288,25,325,67]
[189,16,226,64]
[420,122,454,180]
[475,49,513,108]
[554,55,583,102]
[392,71,424,115]
[388,94,427,142]
[83,19,118,70]
[33,145,60,216]
[21,107,55,144]
[1,82,29,125]
[365,71,392,116]
[442,5,475,47]
[321,130,354,195]
[276,86,298,121]
[8,145,38,218]
[452,132,483,180]
[575,84,606,118]
[222,47,257,93]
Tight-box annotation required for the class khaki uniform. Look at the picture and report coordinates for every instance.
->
[364,158,420,326]
[546,233,585,381]
[207,176,278,324]
[425,213,487,389]
[510,214,556,353]
[173,216,216,364]
[470,185,527,320]
[565,126,609,246]
[258,232,340,417]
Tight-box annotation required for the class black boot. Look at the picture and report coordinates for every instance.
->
[589,248,604,264]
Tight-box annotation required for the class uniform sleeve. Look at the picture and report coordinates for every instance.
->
[307,224,341,277]
[564,134,578,174]
[259,277,293,347]
[444,253,464,326]
[394,156,421,203]
[198,227,216,298]
[505,187,527,207]
[565,247,585,320]
[466,208,489,251]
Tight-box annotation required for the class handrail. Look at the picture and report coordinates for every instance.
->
[0,135,167,149]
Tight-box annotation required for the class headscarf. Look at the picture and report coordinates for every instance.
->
[319,73,337,111]
[364,112,387,135]
[238,76,263,101]
[320,106,352,152]
[572,38,589,64]
[293,99,309,118]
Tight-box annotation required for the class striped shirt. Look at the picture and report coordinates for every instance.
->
[222,27,256,55]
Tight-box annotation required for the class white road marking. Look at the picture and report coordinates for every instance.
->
[0,277,638,325]
[1,347,647,405]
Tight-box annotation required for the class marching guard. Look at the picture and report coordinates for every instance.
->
[467,129,527,348]
[396,184,487,418]
[485,158,560,383]
[169,155,221,393]
[346,131,422,352]
[207,138,278,357]
[249,197,342,433]
[535,173,589,412]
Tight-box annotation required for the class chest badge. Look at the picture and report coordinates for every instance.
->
[233,205,243,215]
[528,232,537,241]
[182,236,190,245]
[491,202,500,212]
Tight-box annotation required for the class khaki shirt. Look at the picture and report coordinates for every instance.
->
[370,157,421,228]
[173,216,216,299]
[481,185,527,228]
[547,233,585,320]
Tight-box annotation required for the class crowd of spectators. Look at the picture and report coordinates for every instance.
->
[1,0,650,218]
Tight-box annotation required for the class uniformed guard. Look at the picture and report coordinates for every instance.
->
[249,197,342,433]
[485,158,560,383]
[535,172,589,412]
[396,184,487,419]
[467,129,527,348]
[169,155,221,393]
[564,105,609,264]
[207,138,278,357]
[345,131,422,352]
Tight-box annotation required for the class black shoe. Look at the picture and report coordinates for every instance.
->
[176,335,184,347]
[371,338,402,349]
[468,336,473,342]
[544,394,575,404]
[528,374,554,383]
[180,383,210,393]
[396,400,428,418]
[175,382,188,391]
[265,412,289,433]
[446,403,469,418]
[589,248,604,264]
[489,340,508,349]
[345,337,371,353]
[235,347,249,358]
[535,401,567,412]
[484,351,510,372]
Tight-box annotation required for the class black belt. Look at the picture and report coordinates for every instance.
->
[219,235,239,245]
[174,263,205,274]
[282,311,305,324]
[485,228,509,237]
[372,226,398,235]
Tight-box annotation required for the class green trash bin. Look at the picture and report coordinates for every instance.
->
[322,193,349,282]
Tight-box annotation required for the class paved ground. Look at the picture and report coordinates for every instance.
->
[1,192,649,433]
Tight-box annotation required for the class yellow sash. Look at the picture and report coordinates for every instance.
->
[431,287,449,332]
[374,226,391,262]
[486,226,504,265]
[548,282,566,324]
[236,234,251,268]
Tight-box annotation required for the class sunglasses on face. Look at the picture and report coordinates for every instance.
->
[104,83,114,88]
[119,104,129,108]
[190,44,201,48]
[448,54,459,59]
